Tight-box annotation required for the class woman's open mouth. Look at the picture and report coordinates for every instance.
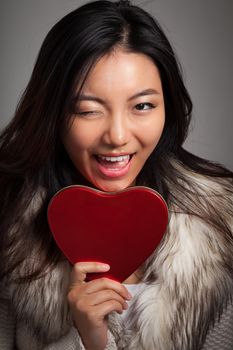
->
[94,154,134,178]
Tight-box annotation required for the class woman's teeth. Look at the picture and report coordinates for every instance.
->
[95,154,133,177]
[97,155,130,163]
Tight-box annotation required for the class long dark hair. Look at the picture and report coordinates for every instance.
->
[0,0,232,282]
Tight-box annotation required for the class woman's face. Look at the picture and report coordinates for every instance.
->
[63,49,165,192]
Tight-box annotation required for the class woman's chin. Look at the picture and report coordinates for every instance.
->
[92,179,136,193]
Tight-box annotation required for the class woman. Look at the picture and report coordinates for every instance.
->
[0,1,232,349]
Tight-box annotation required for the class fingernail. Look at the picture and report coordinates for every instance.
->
[98,264,110,271]
[127,292,133,300]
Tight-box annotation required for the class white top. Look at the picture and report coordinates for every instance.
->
[121,283,146,323]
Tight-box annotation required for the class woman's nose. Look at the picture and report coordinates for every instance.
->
[102,113,131,147]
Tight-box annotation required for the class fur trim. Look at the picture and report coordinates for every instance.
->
[8,261,73,344]
[7,169,233,349]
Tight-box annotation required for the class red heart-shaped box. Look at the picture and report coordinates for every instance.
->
[47,185,168,282]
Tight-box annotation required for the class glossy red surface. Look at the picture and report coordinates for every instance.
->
[47,185,168,282]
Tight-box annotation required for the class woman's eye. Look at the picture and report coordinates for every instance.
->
[78,111,94,116]
[75,110,99,117]
[135,102,155,111]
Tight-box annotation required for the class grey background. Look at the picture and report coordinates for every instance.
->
[0,0,232,170]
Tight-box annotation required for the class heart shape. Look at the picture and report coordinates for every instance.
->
[47,185,168,282]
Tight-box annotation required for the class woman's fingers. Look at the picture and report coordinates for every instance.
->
[68,262,133,347]
[70,262,132,301]
[68,261,132,320]
[92,299,127,319]
[84,289,129,309]
[86,277,131,300]
[70,261,110,285]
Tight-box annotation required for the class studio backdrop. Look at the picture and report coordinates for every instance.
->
[0,0,232,170]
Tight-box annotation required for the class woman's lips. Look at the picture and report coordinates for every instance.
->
[95,154,133,178]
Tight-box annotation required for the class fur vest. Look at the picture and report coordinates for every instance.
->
[5,166,233,349]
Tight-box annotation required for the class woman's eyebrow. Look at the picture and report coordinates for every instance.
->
[77,88,160,105]
[78,95,106,104]
[128,88,161,101]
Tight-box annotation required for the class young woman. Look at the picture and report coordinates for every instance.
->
[0,1,232,349]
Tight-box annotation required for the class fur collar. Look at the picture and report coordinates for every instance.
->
[7,169,233,349]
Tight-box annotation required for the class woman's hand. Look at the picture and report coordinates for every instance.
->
[67,262,132,350]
